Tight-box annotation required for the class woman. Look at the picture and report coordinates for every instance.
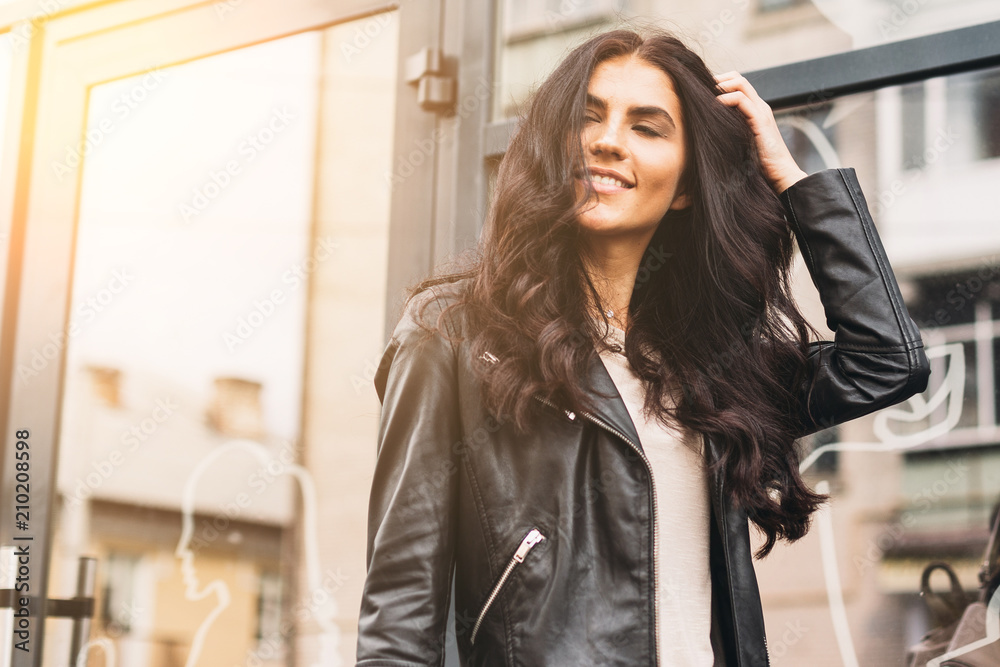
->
[356,28,929,667]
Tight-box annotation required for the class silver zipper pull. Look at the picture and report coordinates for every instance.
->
[470,526,548,645]
[513,528,545,562]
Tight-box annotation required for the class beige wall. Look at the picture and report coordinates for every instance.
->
[297,15,399,667]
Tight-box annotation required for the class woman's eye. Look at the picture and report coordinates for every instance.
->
[585,114,600,123]
[634,125,661,137]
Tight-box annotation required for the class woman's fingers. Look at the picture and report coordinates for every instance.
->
[714,71,807,194]
[715,90,760,121]
[715,74,769,116]
[714,70,742,83]
[714,72,763,103]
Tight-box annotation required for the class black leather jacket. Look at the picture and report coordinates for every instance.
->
[356,168,930,667]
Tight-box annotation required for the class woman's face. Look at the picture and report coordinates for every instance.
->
[575,55,689,242]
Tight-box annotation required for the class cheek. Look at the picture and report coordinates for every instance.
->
[647,154,685,193]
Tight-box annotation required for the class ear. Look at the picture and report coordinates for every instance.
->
[668,190,691,210]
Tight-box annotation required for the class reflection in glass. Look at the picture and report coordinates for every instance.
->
[776,103,838,176]
[49,33,320,667]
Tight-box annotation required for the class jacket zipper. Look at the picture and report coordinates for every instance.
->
[470,527,546,645]
[531,393,661,664]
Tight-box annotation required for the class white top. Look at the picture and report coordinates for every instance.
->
[595,321,715,667]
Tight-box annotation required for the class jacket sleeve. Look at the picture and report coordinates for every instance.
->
[779,167,930,438]
[356,288,461,667]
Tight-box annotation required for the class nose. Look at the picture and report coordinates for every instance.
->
[588,121,627,160]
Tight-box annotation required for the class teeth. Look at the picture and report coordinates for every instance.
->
[593,174,629,188]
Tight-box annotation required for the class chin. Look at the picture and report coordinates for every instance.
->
[576,217,619,235]
[577,214,654,237]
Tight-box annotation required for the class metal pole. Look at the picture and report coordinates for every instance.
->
[1,546,13,667]
[68,557,96,667]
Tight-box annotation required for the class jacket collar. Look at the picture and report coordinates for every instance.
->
[577,347,645,451]
[481,347,644,454]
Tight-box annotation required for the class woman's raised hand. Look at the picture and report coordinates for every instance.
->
[714,71,807,194]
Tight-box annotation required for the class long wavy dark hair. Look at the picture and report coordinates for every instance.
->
[406,27,825,559]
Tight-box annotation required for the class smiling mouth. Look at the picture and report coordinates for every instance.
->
[579,177,634,195]
[577,170,634,189]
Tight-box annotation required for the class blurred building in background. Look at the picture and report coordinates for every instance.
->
[0,0,998,666]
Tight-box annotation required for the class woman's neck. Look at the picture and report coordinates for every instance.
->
[580,235,648,331]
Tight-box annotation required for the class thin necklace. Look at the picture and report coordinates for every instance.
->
[601,307,626,332]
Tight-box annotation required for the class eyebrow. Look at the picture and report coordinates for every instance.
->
[586,93,676,132]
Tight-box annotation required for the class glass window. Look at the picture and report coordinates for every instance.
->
[42,12,401,664]
[721,66,1000,664]
[873,65,1000,269]
[491,0,1000,121]
[947,68,1000,162]
[52,32,319,665]
[493,20,617,120]
[909,271,982,329]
